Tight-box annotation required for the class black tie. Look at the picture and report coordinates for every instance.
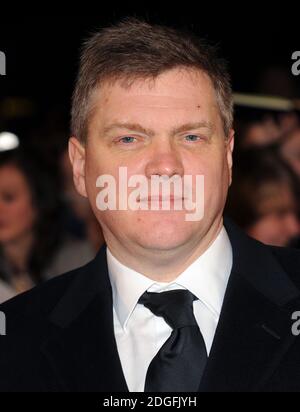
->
[138,289,208,392]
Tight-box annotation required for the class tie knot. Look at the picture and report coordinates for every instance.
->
[138,289,198,329]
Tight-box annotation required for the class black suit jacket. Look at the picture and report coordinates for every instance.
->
[1,218,300,392]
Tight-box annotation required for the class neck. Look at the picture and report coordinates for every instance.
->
[106,217,223,282]
[3,231,34,273]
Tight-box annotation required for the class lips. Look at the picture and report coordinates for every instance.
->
[139,196,184,202]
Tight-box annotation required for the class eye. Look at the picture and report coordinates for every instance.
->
[1,193,16,203]
[119,136,136,144]
[184,134,201,142]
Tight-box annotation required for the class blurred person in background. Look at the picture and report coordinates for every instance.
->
[226,148,300,246]
[235,63,300,150]
[280,127,300,179]
[28,111,104,250]
[0,148,95,301]
[237,111,299,149]
[241,115,282,148]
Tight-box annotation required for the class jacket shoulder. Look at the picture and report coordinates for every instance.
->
[269,245,300,289]
[0,262,90,331]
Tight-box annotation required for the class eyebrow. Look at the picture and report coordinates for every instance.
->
[102,121,214,136]
[103,122,154,136]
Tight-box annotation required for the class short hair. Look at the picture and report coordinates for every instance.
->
[71,17,233,143]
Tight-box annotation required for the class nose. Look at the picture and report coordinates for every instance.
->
[145,138,184,178]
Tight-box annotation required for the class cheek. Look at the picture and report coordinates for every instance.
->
[85,153,106,202]
[12,198,36,229]
[86,144,120,180]
[85,151,141,206]
[0,199,36,243]
[185,153,229,198]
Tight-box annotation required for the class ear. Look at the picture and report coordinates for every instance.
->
[68,137,88,198]
[226,129,235,186]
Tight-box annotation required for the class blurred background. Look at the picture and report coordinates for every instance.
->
[0,8,300,301]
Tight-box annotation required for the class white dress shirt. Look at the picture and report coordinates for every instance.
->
[107,226,233,392]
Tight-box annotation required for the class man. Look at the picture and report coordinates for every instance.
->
[1,18,300,392]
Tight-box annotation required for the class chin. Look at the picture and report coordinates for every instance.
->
[132,211,196,243]
[135,228,193,251]
[139,239,188,251]
[136,209,191,225]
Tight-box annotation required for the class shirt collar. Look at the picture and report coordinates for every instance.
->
[107,250,155,329]
[107,226,232,330]
[174,227,232,319]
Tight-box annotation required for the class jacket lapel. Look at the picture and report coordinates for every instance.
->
[41,246,129,392]
[200,218,300,392]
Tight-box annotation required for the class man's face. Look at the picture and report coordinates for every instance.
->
[70,68,234,256]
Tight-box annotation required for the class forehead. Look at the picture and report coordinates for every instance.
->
[90,68,219,123]
[0,165,28,190]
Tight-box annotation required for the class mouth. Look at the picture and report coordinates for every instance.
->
[139,196,185,202]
